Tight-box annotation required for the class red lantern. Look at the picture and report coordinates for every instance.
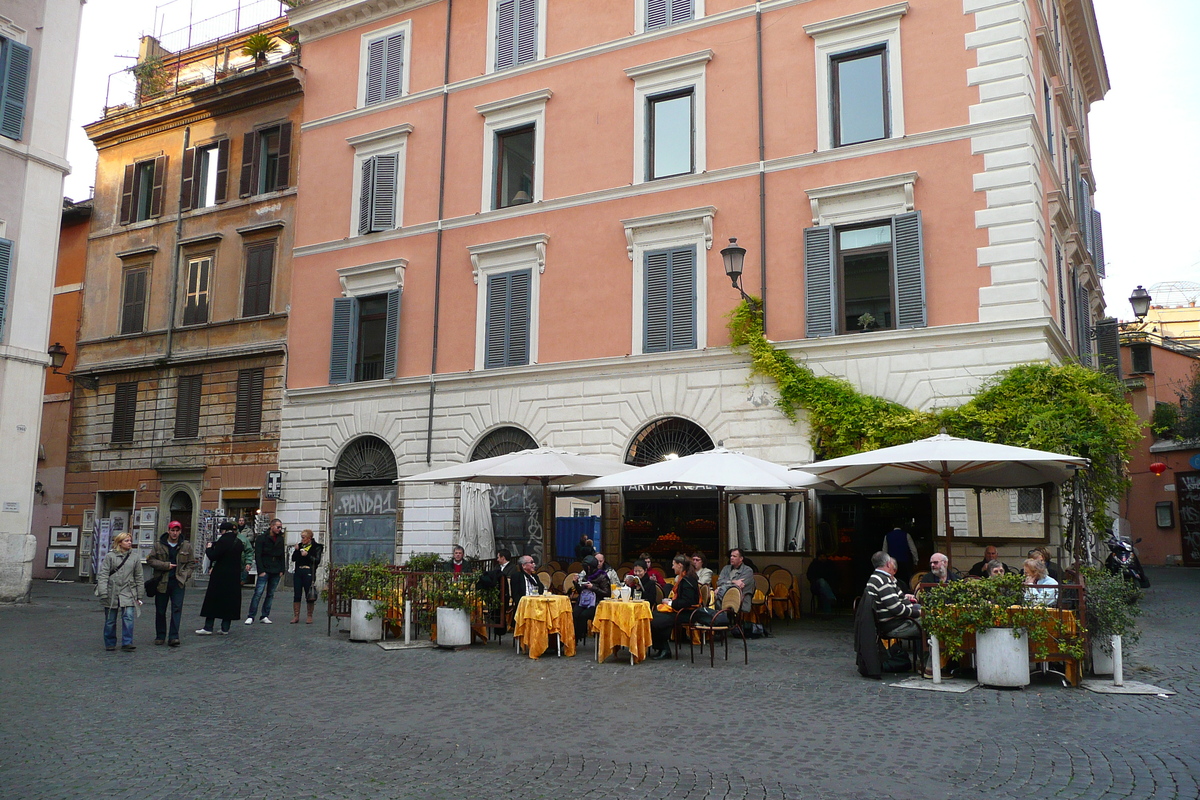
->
[1149,462,1168,476]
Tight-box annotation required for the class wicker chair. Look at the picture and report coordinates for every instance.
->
[768,570,793,619]
[688,587,748,666]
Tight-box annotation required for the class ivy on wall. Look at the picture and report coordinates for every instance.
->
[728,301,1142,539]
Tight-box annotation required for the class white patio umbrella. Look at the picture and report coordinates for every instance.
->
[573,447,830,492]
[799,432,1089,551]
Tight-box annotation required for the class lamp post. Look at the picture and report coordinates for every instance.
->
[47,342,68,373]
[1128,285,1151,321]
[721,237,759,309]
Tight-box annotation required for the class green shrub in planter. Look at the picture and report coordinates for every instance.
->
[403,552,443,571]
[1081,566,1142,654]
[328,556,397,620]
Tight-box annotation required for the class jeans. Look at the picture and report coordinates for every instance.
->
[103,606,135,648]
[248,572,281,619]
[293,570,315,603]
[203,617,233,632]
[154,580,186,640]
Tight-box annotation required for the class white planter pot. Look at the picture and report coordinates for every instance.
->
[975,627,1030,688]
[436,607,471,647]
[349,599,383,642]
[1091,634,1117,675]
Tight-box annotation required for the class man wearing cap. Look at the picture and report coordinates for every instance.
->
[246,518,286,624]
[146,521,196,646]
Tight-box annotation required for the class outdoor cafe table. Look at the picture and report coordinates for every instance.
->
[592,598,653,664]
[514,594,576,659]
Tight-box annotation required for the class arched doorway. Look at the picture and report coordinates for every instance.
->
[331,435,398,565]
[169,490,194,541]
[471,427,542,559]
[621,417,718,564]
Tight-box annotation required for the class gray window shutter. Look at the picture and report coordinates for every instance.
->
[670,0,694,25]
[495,0,516,70]
[371,153,398,231]
[507,270,531,365]
[358,157,375,235]
[485,273,509,368]
[892,210,926,329]
[516,0,538,65]
[646,0,669,29]
[383,288,401,379]
[0,237,11,343]
[1091,209,1105,278]
[329,297,358,384]
[0,40,32,140]
[383,34,404,101]
[669,247,696,350]
[1075,286,1093,365]
[1055,244,1067,336]
[644,249,670,353]
[365,37,386,105]
[1094,317,1121,380]
[803,226,836,337]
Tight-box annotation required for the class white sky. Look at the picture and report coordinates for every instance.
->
[63,0,1200,320]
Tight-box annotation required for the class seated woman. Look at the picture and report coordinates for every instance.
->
[1022,557,1059,606]
[571,556,611,643]
[1028,546,1062,581]
[640,552,666,588]
[648,555,700,660]
[983,560,1008,579]
[691,552,714,586]
[623,562,657,602]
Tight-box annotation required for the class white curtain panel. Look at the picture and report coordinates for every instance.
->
[730,498,804,553]
[459,482,496,560]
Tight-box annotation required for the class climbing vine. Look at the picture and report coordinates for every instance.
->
[728,301,1142,550]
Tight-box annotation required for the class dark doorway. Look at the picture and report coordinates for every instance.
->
[169,491,194,540]
[331,435,398,565]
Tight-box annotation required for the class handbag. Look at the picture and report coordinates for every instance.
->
[144,577,159,597]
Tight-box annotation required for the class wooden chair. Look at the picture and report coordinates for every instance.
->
[616,566,630,581]
[537,571,552,592]
[546,561,562,572]
[550,570,566,594]
[749,574,771,631]
[768,570,793,619]
[653,583,664,605]
[562,573,578,595]
[761,564,781,577]
[567,561,584,575]
[689,587,748,666]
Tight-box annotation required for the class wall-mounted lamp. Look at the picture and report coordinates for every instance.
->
[721,237,759,310]
[47,342,68,373]
[1128,285,1152,321]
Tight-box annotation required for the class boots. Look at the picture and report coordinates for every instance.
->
[290,602,301,624]
[306,600,315,624]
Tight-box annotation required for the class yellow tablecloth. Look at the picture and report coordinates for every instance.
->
[514,595,576,659]
[592,599,653,664]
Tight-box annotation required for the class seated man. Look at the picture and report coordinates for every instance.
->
[593,552,620,588]
[509,556,544,603]
[917,552,962,587]
[866,551,921,640]
[805,552,838,613]
[715,548,754,615]
[967,545,1015,578]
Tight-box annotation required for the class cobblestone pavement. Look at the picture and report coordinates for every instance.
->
[1,567,1196,800]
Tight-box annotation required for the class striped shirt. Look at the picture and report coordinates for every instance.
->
[866,569,920,625]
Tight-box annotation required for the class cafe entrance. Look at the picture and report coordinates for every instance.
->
[330,435,398,565]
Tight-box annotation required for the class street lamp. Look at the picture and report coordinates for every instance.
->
[721,237,759,308]
[47,342,68,373]
[1128,285,1151,321]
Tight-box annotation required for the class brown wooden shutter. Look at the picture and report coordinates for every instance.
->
[214,138,230,203]
[234,367,265,435]
[173,374,203,439]
[149,155,168,217]
[242,242,274,317]
[180,147,196,212]
[119,164,136,225]
[111,381,138,442]
[275,122,292,191]
[239,131,256,197]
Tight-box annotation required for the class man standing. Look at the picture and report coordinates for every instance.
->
[881,524,918,585]
[146,521,196,647]
[917,552,961,586]
[236,517,255,586]
[866,552,921,638]
[716,548,754,614]
[246,518,285,624]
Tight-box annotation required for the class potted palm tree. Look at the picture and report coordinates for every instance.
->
[1080,566,1142,675]
[241,32,281,67]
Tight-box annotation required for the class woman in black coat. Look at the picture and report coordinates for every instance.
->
[649,555,700,660]
[196,522,245,634]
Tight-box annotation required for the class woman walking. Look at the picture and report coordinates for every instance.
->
[290,529,324,624]
[196,521,244,635]
[95,532,144,652]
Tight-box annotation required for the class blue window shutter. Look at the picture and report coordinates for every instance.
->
[495,0,516,70]
[0,40,32,140]
[507,270,531,366]
[384,34,404,101]
[646,0,669,29]
[670,0,694,25]
[0,237,11,343]
[383,288,401,379]
[1055,244,1067,336]
[668,247,696,350]
[358,156,375,235]
[803,226,836,337]
[891,211,926,329]
[485,273,509,368]
[644,249,671,353]
[1075,286,1092,365]
[371,153,398,231]
[1091,208,1105,278]
[329,297,358,384]
[364,37,385,105]
[515,0,538,65]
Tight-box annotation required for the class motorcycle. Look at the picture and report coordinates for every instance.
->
[1105,537,1150,589]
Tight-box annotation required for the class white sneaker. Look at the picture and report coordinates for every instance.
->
[244,617,254,625]
[195,629,212,636]
[260,617,273,624]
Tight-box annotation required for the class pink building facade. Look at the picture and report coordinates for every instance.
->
[280,0,1109,568]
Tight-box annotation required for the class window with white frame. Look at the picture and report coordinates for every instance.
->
[488,0,544,73]
[639,0,703,33]
[626,51,710,185]
[328,260,405,384]
[622,207,713,355]
[347,124,411,236]
[182,256,212,326]
[469,234,547,369]
[477,90,550,211]
[359,21,411,107]
[805,3,907,151]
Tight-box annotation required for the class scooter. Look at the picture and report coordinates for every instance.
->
[1105,537,1150,589]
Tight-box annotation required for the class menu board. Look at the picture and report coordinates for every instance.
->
[1178,471,1200,567]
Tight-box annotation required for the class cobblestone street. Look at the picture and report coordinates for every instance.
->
[1,567,1196,800]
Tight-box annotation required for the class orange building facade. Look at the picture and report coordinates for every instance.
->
[279,0,1109,567]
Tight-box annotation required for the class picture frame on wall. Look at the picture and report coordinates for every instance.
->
[139,507,157,528]
[137,528,155,545]
[45,548,77,570]
[49,526,80,547]
[82,509,95,533]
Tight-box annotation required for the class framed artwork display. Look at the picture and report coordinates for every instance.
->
[45,548,77,569]
[49,526,80,547]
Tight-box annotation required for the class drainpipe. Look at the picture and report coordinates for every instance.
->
[755,5,768,331]
[165,126,190,361]
[424,0,453,464]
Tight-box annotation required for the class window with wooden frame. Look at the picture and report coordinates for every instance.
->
[182,256,212,326]
[239,123,293,198]
[180,140,229,211]
[831,46,888,147]
[647,88,694,181]
[494,124,535,209]
[1129,342,1153,374]
[174,374,202,439]
[363,28,406,106]
[111,381,138,443]
[119,156,167,224]
[233,367,264,435]
[328,290,401,384]
[242,242,275,317]
[120,267,148,335]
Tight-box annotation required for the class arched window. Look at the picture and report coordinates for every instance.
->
[625,417,713,466]
[471,426,537,461]
[335,435,397,485]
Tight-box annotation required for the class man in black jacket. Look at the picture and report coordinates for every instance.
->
[509,556,543,603]
[246,518,286,625]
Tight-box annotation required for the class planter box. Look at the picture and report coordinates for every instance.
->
[976,627,1030,688]
[349,599,382,642]
[1091,634,1117,675]
[436,607,471,647]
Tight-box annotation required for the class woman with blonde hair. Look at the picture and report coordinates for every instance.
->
[95,532,144,651]
[290,529,324,623]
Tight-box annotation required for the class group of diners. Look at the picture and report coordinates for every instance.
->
[914,543,1062,606]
